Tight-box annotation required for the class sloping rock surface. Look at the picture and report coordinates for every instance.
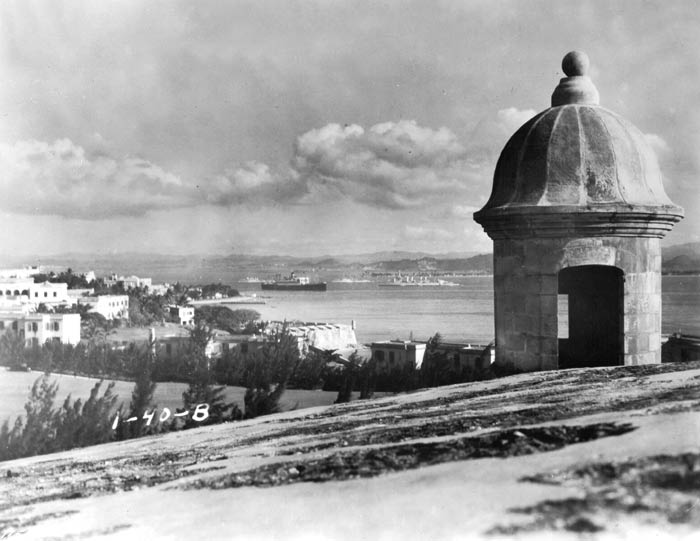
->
[2,362,700,540]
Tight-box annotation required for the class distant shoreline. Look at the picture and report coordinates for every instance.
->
[189,296,265,306]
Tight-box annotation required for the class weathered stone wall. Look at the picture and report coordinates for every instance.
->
[493,236,661,371]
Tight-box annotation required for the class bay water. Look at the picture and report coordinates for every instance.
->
[229,276,700,345]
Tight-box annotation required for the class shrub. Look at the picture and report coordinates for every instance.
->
[0,374,118,462]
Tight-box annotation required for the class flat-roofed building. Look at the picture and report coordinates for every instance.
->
[0,266,43,280]
[662,333,700,364]
[29,281,70,306]
[371,340,427,371]
[265,321,358,357]
[79,295,129,320]
[169,305,195,326]
[22,313,81,346]
[0,312,80,346]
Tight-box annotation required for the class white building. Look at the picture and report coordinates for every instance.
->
[370,340,427,371]
[105,274,152,290]
[0,312,80,346]
[79,295,129,320]
[149,283,171,296]
[23,313,81,346]
[0,266,44,280]
[28,281,71,306]
[0,278,33,300]
[169,305,195,326]
[265,321,358,357]
[67,288,95,299]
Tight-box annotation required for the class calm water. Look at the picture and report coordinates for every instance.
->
[229,276,700,345]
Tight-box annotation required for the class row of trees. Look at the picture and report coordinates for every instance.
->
[0,327,504,463]
[0,325,301,461]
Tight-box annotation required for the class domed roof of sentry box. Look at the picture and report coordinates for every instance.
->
[474,51,683,239]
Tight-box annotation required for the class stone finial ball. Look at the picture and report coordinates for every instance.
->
[562,51,589,77]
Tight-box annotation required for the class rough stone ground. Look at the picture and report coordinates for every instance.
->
[1,362,700,540]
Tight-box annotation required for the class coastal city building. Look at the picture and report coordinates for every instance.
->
[149,283,171,296]
[265,321,358,357]
[0,278,32,303]
[0,312,80,346]
[371,340,427,371]
[662,333,700,364]
[428,341,496,373]
[104,274,152,290]
[169,305,195,326]
[22,313,81,346]
[29,281,71,306]
[0,266,45,280]
[78,295,129,320]
[67,288,95,300]
[0,278,72,309]
[474,51,683,371]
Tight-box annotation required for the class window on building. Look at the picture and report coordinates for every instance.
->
[44,292,48,297]
[0,321,4,329]
[53,292,57,297]
[32,322,38,332]
[389,351,395,363]
[374,350,385,362]
[11,321,17,331]
[53,322,60,331]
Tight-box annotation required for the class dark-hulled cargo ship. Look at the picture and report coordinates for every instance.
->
[260,272,327,291]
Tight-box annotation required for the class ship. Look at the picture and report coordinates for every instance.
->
[379,274,459,287]
[261,272,327,291]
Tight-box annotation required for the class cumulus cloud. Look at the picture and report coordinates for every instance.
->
[206,162,307,207]
[644,133,671,159]
[0,139,307,218]
[0,139,191,218]
[292,120,480,209]
[0,118,495,219]
[495,107,537,135]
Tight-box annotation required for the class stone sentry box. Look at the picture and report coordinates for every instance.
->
[474,51,684,372]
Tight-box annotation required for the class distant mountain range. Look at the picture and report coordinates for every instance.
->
[662,242,700,274]
[0,242,697,282]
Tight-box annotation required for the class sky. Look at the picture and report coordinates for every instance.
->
[0,0,698,257]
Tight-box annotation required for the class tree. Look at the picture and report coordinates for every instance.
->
[243,325,300,418]
[54,380,119,451]
[0,375,119,461]
[117,339,158,439]
[181,322,240,427]
[420,332,446,388]
[0,331,26,370]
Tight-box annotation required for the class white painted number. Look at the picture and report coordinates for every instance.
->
[192,403,209,422]
[159,408,171,423]
[142,409,156,426]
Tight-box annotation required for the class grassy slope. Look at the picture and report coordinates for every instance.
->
[0,370,339,425]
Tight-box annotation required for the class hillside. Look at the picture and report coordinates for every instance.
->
[2,361,700,539]
[3,241,700,280]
